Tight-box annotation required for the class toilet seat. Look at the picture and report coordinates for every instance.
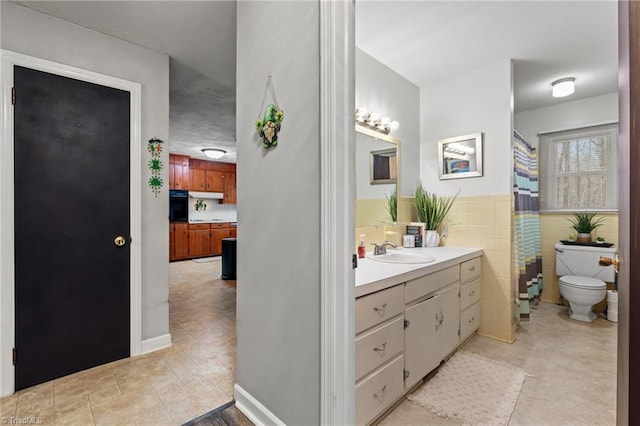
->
[560,275,606,290]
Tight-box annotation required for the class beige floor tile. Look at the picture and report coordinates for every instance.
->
[90,386,165,426]
[16,381,54,413]
[0,392,18,419]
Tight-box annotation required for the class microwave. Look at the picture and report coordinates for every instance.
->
[169,189,189,222]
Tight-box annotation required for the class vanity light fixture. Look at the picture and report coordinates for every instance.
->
[552,77,575,98]
[201,148,226,159]
[355,107,400,134]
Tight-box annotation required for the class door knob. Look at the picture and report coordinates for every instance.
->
[114,236,126,247]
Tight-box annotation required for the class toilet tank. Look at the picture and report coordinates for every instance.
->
[555,243,617,282]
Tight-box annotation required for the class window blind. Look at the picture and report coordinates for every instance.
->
[538,123,618,211]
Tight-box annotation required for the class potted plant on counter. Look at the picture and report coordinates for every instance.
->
[568,212,605,243]
[414,183,459,247]
[386,188,397,224]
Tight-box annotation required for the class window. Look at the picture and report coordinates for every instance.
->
[539,123,618,211]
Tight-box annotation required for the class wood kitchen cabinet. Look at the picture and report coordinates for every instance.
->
[181,222,236,259]
[222,171,237,204]
[169,154,190,190]
[189,168,206,191]
[206,170,225,192]
[170,222,189,261]
[188,223,211,258]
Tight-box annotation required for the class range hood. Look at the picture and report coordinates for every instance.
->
[189,191,224,200]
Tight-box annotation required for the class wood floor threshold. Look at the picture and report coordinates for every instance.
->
[182,400,253,426]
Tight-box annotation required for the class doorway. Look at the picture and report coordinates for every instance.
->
[0,51,143,396]
[13,65,131,390]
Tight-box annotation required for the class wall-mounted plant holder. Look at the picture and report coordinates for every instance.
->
[195,199,207,211]
[147,137,164,197]
[255,74,284,149]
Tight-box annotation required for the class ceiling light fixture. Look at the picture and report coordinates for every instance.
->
[355,107,400,134]
[201,148,226,159]
[551,77,575,98]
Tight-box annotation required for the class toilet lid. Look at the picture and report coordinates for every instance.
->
[560,275,606,289]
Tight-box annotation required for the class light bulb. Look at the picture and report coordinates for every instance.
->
[389,121,400,131]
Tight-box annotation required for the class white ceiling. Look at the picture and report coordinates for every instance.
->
[356,1,618,113]
[13,1,618,161]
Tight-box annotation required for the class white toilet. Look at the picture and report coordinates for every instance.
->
[555,243,616,322]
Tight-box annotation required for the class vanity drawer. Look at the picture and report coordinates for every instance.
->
[460,301,482,342]
[460,257,481,283]
[356,285,404,334]
[356,354,404,426]
[356,316,404,381]
[460,277,481,311]
[405,265,459,304]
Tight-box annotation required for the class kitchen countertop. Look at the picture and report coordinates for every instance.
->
[188,219,237,224]
[355,246,483,298]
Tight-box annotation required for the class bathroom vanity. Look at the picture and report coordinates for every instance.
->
[355,247,483,425]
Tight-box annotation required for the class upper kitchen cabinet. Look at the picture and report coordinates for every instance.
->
[222,171,236,204]
[169,154,190,190]
[188,158,234,193]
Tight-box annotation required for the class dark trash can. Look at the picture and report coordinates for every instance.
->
[221,238,237,280]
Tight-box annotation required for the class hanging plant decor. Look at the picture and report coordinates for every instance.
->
[147,137,164,197]
[255,75,284,149]
[255,104,284,149]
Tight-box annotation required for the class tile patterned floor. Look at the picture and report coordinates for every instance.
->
[379,301,617,426]
[0,258,236,425]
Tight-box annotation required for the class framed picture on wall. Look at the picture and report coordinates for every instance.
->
[438,133,483,180]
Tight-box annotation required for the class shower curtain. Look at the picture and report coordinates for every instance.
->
[513,131,543,321]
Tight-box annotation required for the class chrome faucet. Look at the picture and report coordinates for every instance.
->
[371,241,398,255]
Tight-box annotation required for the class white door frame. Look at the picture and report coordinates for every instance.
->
[320,1,356,424]
[0,50,142,397]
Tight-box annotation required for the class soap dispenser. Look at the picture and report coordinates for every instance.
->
[358,235,366,258]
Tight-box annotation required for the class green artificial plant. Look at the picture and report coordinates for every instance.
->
[414,183,459,231]
[386,188,397,223]
[567,212,605,234]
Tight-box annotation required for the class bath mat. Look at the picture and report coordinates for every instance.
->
[191,257,220,263]
[407,350,528,425]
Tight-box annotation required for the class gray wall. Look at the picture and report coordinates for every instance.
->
[515,92,618,145]
[356,48,420,197]
[1,2,170,340]
[236,1,321,424]
[420,59,513,197]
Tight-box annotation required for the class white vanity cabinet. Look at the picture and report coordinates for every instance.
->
[355,249,483,426]
[404,265,460,390]
[355,285,405,426]
[459,257,482,342]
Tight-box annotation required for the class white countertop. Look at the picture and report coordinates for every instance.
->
[355,246,483,298]
[188,219,237,224]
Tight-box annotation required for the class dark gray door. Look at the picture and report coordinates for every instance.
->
[14,66,131,390]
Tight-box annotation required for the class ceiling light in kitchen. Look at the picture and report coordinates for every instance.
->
[201,148,226,159]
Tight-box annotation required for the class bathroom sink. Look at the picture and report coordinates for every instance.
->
[367,252,436,264]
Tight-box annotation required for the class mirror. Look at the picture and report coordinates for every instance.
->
[356,124,400,227]
[438,132,483,180]
[370,148,397,185]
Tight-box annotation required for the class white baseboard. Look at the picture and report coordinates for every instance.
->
[234,383,285,426]
[140,333,172,355]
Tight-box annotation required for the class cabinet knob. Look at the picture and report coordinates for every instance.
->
[469,290,475,297]
[468,316,475,324]
[469,266,475,272]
